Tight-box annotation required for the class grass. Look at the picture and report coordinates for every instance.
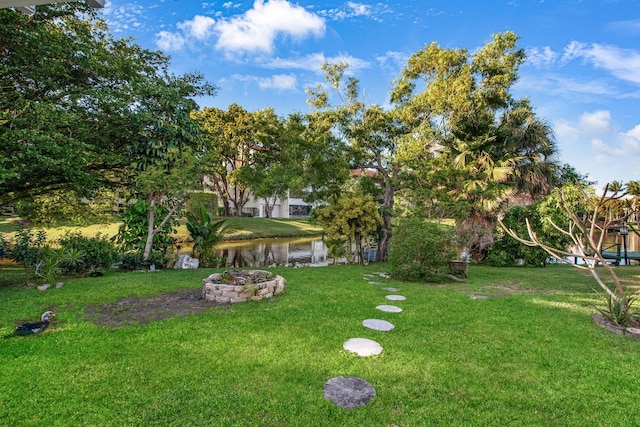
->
[2,263,640,426]
[0,215,323,242]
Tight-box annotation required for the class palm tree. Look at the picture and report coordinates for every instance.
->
[444,104,559,259]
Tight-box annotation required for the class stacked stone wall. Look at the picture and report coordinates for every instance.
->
[202,270,286,304]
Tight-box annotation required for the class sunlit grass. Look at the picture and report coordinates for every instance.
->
[1,264,640,425]
[0,216,323,244]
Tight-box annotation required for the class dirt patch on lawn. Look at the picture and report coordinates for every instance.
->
[85,288,231,328]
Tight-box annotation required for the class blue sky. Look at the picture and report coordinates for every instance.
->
[100,0,640,187]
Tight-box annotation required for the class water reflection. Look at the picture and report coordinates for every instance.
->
[216,237,328,267]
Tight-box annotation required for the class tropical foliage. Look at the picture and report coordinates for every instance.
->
[314,192,382,263]
[391,32,559,258]
[185,207,227,261]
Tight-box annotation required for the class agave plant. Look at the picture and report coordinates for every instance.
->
[185,207,227,260]
[594,292,638,326]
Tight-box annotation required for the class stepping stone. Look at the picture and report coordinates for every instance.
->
[470,295,489,300]
[385,295,406,301]
[323,376,376,409]
[382,287,399,292]
[343,338,383,356]
[376,304,403,313]
[363,319,395,331]
[369,281,384,285]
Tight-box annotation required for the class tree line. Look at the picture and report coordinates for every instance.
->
[3,4,639,264]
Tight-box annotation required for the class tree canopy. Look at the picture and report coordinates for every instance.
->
[391,32,559,258]
[392,32,558,217]
[0,4,214,208]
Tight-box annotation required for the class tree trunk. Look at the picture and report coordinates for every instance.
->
[142,197,157,261]
[263,197,272,218]
[231,187,247,217]
[377,180,394,261]
[142,195,184,261]
[211,176,231,216]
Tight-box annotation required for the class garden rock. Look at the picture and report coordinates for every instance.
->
[376,305,403,313]
[323,376,376,409]
[363,319,395,331]
[343,338,383,357]
[174,254,199,269]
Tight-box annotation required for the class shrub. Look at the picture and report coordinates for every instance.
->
[58,232,120,274]
[2,227,47,284]
[388,218,455,282]
[119,252,165,271]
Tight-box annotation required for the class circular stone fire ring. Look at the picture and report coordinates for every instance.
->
[202,269,286,304]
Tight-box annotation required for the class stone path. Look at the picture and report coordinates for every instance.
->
[343,338,383,357]
[324,271,406,410]
[376,304,403,313]
[323,376,377,409]
[362,318,395,331]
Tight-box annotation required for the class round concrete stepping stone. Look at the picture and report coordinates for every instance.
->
[385,295,406,301]
[376,304,403,313]
[383,287,399,292]
[323,376,376,409]
[363,318,395,331]
[343,338,383,356]
[369,281,384,285]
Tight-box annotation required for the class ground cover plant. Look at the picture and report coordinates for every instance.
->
[1,264,640,426]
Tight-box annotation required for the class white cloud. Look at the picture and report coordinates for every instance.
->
[232,73,298,91]
[375,51,409,69]
[526,46,558,68]
[561,41,640,84]
[579,110,613,135]
[153,1,324,56]
[215,0,325,54]
[619,124,640,153]
[553,119,580,141]
[156,31,186,52]
[177,15,216,41]
[258,74,298,91]
[263,53,370,73]
[559,111,640,170]
[103,3,151,33]
[319,2,392,22]
[517,73,614,97]
[346,2,372,17]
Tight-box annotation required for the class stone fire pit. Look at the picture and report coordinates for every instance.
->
[202,269,286,304]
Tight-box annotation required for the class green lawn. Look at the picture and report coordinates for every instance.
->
[0,215,323,242]
[1,264,640,426]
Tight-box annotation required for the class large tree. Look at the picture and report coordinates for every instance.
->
[391,32,559,258]
[307,62,404,260]
[0,4,171,206]
[193,104,268,216]
[249,113,307,218]
[123,72,216,260]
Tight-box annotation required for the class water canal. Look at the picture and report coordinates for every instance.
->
[215,236,329,267]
